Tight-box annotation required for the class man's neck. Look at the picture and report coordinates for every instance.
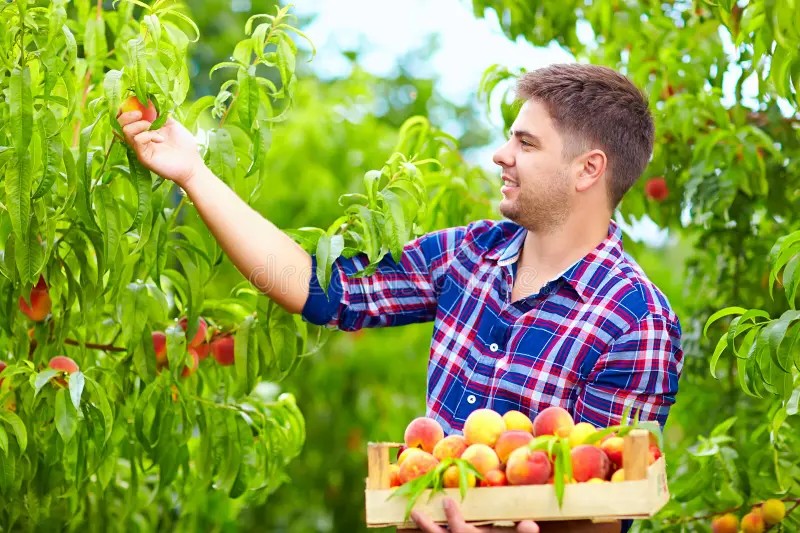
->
[512,217,610,299]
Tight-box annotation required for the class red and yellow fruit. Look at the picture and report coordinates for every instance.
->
[568,422,598,447]
[480,468,507,487]
[461,444,500,477]
[0,360,7,387]
[644,177,668,202]
[502,410,533,433]
[211,335,235,366]
[179,317,208,348]
[494,430,534,465]
[442,465,476,489]
[19,276,51,322]
[464,408,506,446]
[532,406,574,438]
[119,95,158,122]
[761,499,785,526]
[181,348,200,378]
[432,435,468,461]
[505,447,552,485]
[570,445,611,482]
[404,417,444,453]
[600,436,624,468]
[49,355,79,387]
[740,509,765,533]
[710,513,738,533]
[398,450,438,484]
[152,331,168,367]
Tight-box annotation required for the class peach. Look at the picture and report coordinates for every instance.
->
[761,499,785,525]
[600,436,624,468]
[49,355,79,387]
[398,447,425,466]
[398,450,438,485]
[181,348,200,378]
[179,317,208,348]
[404,417,444,453]
[480,469,507,487]
[211,335,235,366]
[389,464,401,487]
[195,342,211,361]
[119,95,158,122]
[0,360,7,387]
[586,478,605,484]
[432,435,468,461]
[461,444,500,477]
[19,276,51,322]
[505,447,552,485]
[494,430,534,465]
[502,410,533,433]
[740,510,765,533]
[645,177,668,202]
[463,408,506,446]
[442,465,476,489]
[570,445,611,482]
[610,469,625,482]
[710,513,738,533]
[152,331,168,367]
[568,422,598,447]
[648,444,662,465]
[532,406,574,438]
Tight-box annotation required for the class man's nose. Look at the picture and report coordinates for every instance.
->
[492,140,514,168]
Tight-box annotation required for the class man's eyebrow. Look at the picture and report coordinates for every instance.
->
[508,129,543,144]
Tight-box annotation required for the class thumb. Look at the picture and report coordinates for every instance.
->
[516,520,540,533]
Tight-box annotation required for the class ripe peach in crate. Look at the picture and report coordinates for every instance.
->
[532,405,575,437]
[570,445,611,482]
[463,408,506,446]
[461,444,500,477]
[398,451,438,484]
[505,447,551,485]
[432,435,468,461]
[404,417,444,453]
[494,430,534,465]
[501,410,533,433]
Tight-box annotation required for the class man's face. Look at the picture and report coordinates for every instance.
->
[492,100,574,232]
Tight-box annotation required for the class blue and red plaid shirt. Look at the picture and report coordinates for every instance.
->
[302,219,683,434]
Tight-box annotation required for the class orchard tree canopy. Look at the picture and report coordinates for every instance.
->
[0,0,799,532]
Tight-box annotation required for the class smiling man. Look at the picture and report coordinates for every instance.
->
[118,63,682,533]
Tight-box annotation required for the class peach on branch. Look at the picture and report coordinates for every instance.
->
[460,443,500,477]
[397,450,438,485]
[181,348,200,378]
[502,410,533,433]
[570,445,611,482]
[442,465,476,489]
[740,509,765,533]
[49,355,79,387]
[761,499,785,526]
[179,317,208,348]
[403,417,444,453]
[644,177,668,202]
[494,430,534,465]
[152,331,168,367]
[0,360,7,387]
[432,435,468,461]
[463,408,506,446]
[118,95,158,122]
[532,406,574,437]
[195,342,211,361]
[505,447,552,485]
[211,335,235,366]
[710,513,738,533]
[19,276,51,322]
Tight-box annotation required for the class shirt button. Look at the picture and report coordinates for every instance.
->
[466,395,477,404]
[489,343,499,352]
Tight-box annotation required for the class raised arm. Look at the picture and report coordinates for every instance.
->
[118,111,311,314]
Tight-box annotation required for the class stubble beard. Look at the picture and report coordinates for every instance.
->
[499,170,571,233]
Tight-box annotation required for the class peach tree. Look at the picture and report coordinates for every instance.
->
[0,0,494,529]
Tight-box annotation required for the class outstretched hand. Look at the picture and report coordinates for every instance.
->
[117,110,206,189]
[407,497,540,533]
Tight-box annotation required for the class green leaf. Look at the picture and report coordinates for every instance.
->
[125,148,153,234]
[0,411,28,453]
[69,370,85,411]
[6,153,33,280]
[34,369,59,395]
[84,17,108,81]
[55,388,79,442]
[704,307,747,337]
[10,67,33,152]
[0,425,7,455]
[129,37,148,103]
[315,234,344,293]
[237,69,260,129]
[84,376,114,444]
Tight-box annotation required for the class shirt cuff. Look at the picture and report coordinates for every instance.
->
[301,254,344,326]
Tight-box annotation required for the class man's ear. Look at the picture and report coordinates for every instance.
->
[574,149,607,193]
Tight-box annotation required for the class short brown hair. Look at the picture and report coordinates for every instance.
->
[515,64,654,208]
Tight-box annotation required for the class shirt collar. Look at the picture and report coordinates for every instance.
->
[485,220,626,302]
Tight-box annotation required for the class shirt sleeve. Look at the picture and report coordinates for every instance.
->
[574,314,683,428]
[301,226,467,331]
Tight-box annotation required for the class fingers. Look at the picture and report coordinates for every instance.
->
[122,120,153,144]
[516,521,540,533]
[133,130,165,145]
[410,508,447,533]
[117,110,143,127]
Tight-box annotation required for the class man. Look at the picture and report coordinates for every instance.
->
[119,63,682,533]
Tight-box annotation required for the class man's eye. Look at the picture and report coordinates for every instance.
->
[520,140,533,147]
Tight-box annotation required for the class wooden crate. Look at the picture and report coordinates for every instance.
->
[365,429,669,529]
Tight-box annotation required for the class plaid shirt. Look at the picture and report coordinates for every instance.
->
[302,219,683,435]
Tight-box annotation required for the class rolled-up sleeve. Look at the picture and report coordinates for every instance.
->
[301,226,466,331]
